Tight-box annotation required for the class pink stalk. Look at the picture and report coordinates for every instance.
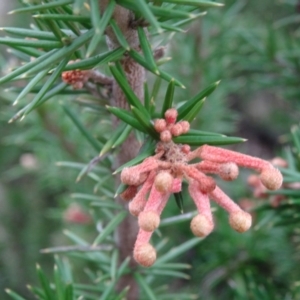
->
[129,172,155,216]
[209,186,241,214]
[135,229,152,247]
[188,180,213,222]
[182,165,216,193]
[198,145,270,171]
[195,160,223,174]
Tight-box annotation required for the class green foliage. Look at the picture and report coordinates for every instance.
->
[1,0,300,299]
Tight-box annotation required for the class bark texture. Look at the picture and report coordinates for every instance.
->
[99,2,145,299]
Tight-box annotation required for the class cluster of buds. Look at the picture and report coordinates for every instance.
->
[61,65,90,90]
[120,108,283,267]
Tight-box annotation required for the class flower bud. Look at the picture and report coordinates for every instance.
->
[219,162,239,181]
[160,130,172,142]
[154,171,173,193]
[120,185,138,201]
[170,123,183,136]
[190,214,214,237]
[138,211,160,232]
[181,144,190,154]
[134,243,157,267]
[229,210,252,233]
[164,108,178,124]
[154,119,167,133]
[260,167,283,190]
[178,121,190,133]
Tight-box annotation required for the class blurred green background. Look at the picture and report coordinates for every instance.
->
[1,0,300,299]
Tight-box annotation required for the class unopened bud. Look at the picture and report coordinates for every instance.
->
[160,130,172,142]
[134,243,156,267]
[154,119,167,133]
[190,214,214,237]
[138,211,160,232]
[181,144,190,154]
[164,108,178,124]
[178,121,190,133]
[120,185,138,201]
[170,123,183,136]
[154,171,173,193]
[260,167,283,190]
[219,162,239,181]
[229,210,252,233]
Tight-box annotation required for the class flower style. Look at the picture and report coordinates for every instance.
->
[120,108,283,267]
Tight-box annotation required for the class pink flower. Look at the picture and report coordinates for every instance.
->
[120,108,283,267]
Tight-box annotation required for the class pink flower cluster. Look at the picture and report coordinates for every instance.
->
[120,108,283,267]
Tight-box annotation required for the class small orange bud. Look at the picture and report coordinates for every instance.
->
[138,211,160,232]
[219,162,239,181]
[154,171,173,193]
[260,167,283,190]
[190,214,214,237]
[134,243,156,267]
[229,210,252,233]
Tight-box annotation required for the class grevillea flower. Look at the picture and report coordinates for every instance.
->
[120,108,283,267]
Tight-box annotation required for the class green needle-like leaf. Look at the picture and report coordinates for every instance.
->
[110,250,119,280]
[0,37,62,49]
[162,0,224,7]
[174,192,184,213]
[134,273,157,300]
[109,63,150,116]
[86,0,116,57]
[99,123,127,156]
[161,79,175,116]
[23,56,70,115]
[183,97,206,122]
[36,264,55,300]
[0,27,58,40]
[33,14,90,23]
[110,19,130,51]
[9,0,73,14]
[106,106,147,133]
[177,80,220,120]
[92,211,127,246]
[13,68,50,106]
[5,289,27,300]
[156,238,202,264]
[63,48,125,70]
[112,124,132,148]
[173,134,246,146]
[138,27,157,70]
[131,106,158,138]
[62,105,102,152]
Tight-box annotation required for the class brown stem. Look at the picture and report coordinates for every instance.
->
[99,2,145,299]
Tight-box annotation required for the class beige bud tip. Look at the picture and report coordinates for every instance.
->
[160,130,172,142]
[138,211,160,232]
[229,210,252,233]
[134,243,157,267]
[190,214,214,237]
[164,108,178,124]
[154,171,173,193]
[120,168,140,185]
[219,162,239,181]
[154,119,167,133]
[260,167,283,190]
